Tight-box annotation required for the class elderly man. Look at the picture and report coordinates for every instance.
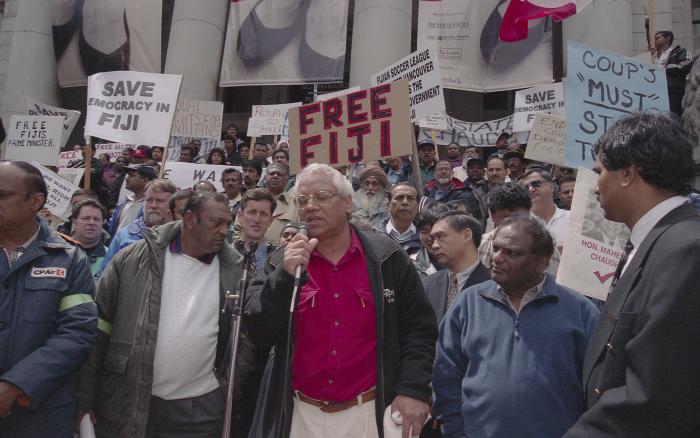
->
[264,163,299,244]
[423,211,490,321]
[520,168,570,247]
[352,166,389,229]
[247,163,437,438]
[473,155,508,223]
[564,113,700,437]
[378,182,421,255]
[434,214,599,438]
[425,160,478,205]
[77,192,254,438]
[0,161,97,438]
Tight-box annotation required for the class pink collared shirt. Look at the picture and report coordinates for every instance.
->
[291,227,377,402]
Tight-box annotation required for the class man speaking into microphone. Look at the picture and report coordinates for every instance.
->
[247,163,437,438]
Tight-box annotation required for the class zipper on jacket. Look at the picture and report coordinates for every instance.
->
[513,315,520,340]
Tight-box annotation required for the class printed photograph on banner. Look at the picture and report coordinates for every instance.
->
[24,96,81,146]
[57,167,85,187]
[170,99,224,140]
[31,162,80,219]
[565,41,669,169]
[85,71,182,146]
[557,167,630,300]
[525,113,566,166]
[162,162,243,192]
[513,83,565,132]
[5,116,64,166]
[288,81,413,174]
[371,47,445,122]
[57,150,83,168]
[51,0,162,88]
[220,0,350,86]
[418,0,553,92]
[417,114,513,147]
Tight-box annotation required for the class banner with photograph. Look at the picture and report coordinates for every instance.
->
[5,116,64,165]
[417,0,553,92]
[32,162,80,219]
[220,0,350,86]
[24,96,81,146]
[417,113,513,147]
[288,81,413,174]
[565,41,668,169]
[51,0,162,87]
[557,167,631,300]
[57,167,85,186]
[171,99,224,140]
[85,71,182,146]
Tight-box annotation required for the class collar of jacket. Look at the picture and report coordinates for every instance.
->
[478,273,559,306]
[36,217,73,250]
[425,177,467,192]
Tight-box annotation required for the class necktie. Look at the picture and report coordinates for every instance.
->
[609,239,634,292]
[446,273,459,309]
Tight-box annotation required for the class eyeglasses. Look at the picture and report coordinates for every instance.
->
[523,180,546,189]
[295,190,338,208]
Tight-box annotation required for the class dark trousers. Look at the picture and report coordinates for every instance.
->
[145,387,226,438]
[0,402,74,438]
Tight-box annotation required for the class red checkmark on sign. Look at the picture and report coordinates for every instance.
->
[593,271,615,284]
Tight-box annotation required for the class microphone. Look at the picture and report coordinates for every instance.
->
[290,222,309,312]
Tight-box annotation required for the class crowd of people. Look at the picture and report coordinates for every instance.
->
[1,110,699,438]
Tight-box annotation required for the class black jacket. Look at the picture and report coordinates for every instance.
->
[246,225,438,437]
[664,45,694,92]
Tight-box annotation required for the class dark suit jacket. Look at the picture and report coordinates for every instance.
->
[422,262,491,321]
[564,203,700,437]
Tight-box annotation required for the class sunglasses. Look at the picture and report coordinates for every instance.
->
[524,180,547,189]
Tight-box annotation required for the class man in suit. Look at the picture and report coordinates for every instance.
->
[423,210,490,321]
[564,112,700,437]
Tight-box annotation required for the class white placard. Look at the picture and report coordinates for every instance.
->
[161,161,242,192]
[85,71,182,146]
[525,113,566,166]
[418,112,448,130]
[57,150,83,168]
[371,47,445,123]
[57,167,85,186]
[417,113,513,147]
[513,83,565,132]
[24,96,81,146]
[171,99,224,139]
[94,143,136,162]
[5,116,64,165]
[32,162,80,220]
[557,167,631,300]
[248,102,302,136]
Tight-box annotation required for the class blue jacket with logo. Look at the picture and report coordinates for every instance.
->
[0,218,98,437]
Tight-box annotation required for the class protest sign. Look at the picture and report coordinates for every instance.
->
[25,96,81,146]
[32,162,80,219]
[162,162,242,192]
[5,116,64,165]
[371,47,445,123]
[316,87,361,102]
[417,114,513,147]
[165,137,220,162]
[557,167,631,300]
[288,81,413,174]
[171,99,224,139]
[525,113,566,166]
[565,41,668,169]
[248,103,302,137]
[58,167,85,186]
[57,150,83,168]
[418,113,448,131]
[85,71,182,146]
[513,83,565,132]
[94,143,136,162]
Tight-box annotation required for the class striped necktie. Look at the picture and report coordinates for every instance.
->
[609,239,634,292]
[446,273,459,309]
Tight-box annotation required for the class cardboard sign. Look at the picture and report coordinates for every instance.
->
[57,167,85,186]
[24,96,81,146]
[5,116,64,165]
[162,161,242,192]
[371,47,445,123]
[248,102,302,136]
[85,71,182,146]
[171,99,224,139]
[565,41,668,169]
[32,162,80,219]
[94,143,136,162]
[513,83,565,132]
[288,81,413,174]
[557,167,631,300]
[417,114,513,147]
[57,150,83,168]
[316,87,361,102]
[525,113,566,166]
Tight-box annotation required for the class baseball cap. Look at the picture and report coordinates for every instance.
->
[133,149,147,159]
[125,164,157,180]
[503,148,525,161]
[466,157,484,167]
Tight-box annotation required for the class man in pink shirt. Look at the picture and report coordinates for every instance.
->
[247,163,437,438]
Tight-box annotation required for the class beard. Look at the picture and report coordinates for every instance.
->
[437,176,452,186]
[353,190,385,213]
[145,211,166,227]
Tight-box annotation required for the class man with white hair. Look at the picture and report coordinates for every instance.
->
[247,163,437,438]
[352,166,389,229]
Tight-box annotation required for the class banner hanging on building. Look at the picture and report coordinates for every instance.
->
[513,82,565,132]
[557,167,631,300]
[288,81,413,174]
[32,162,80,219]
[5,116,64,165]
[85,71,182,146]
[565,41,668,169]
[24,96,81,146]
[417,0,553,92]
[220,0,350,86]
[171,99,224,140]
[51,0,162,87]
[417,113,513,147]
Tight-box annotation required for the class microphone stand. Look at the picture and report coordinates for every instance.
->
[221,241,258,438]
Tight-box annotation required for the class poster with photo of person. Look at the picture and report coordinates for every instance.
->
[220,0,350,86]
[51,0,162,87]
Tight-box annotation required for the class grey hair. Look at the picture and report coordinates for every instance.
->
[293,163,354,197]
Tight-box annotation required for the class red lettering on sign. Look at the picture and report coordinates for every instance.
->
[322,98,343,130]
[347,124,371,163]
[299,103,321,135]
[370,84,392,119]
[379,120,391,156]
[328,132,339,164]
[347,90,368,124]
[300,135,321,167]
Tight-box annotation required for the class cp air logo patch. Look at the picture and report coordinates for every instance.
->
[31,267,67,279]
